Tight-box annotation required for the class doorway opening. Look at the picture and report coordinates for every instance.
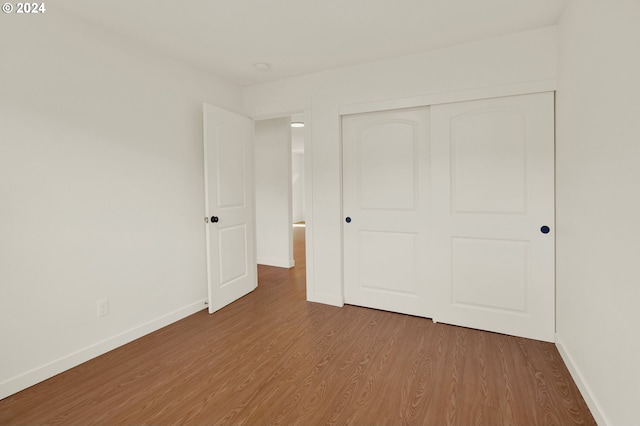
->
[254,113,307,270]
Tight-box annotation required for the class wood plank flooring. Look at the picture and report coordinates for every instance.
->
[0,226,595,425]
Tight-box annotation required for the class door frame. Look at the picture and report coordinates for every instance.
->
[337,87,556,343]
[248,105,314,299]
[338,81,557,305]
[339,80,556,116]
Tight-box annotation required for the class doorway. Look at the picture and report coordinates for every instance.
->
[254,113,307,269]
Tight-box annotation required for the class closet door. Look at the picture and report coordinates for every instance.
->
[342,107,431,317]
[430,92,555,342]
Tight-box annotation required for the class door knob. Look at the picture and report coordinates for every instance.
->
[345,217,351,223]
[540,225,550,234]
[211,216,219,223]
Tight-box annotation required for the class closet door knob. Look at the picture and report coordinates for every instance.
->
[345,217,351,223]
[540,225,550,234]
[211,216,219,223]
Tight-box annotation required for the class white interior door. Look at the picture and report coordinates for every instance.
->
[430,92,555,342]
[342,107,431,317]
[203,104,257,314]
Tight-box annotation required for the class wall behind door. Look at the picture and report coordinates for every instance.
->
[291,118,306,224]
[255,118,294,268]
[292,153,305,223]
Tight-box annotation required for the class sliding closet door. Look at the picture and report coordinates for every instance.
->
[430,92,555,342]
[342,107,431,317]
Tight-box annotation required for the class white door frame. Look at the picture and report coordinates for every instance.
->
[337,85,556,341]
[249,105,314,298]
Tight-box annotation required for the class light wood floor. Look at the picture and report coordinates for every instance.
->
[0,227,595,425]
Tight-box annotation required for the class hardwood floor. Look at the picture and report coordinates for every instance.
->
[0,226,595,425]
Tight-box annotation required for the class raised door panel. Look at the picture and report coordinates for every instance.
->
[215,124,246,209]
[358,231,417,295]
[451,237,527,312]
[358,122,417,210]
[451,110,526,214]
[218,224,249,287]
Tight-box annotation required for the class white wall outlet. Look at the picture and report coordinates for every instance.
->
[97,299,109,317]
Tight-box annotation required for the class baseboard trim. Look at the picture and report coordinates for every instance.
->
[555,333,609,426]
[0,299,207,400]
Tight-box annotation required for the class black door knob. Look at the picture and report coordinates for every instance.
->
[345,217,351,223]
[211,216,219,223]
[540,225,550,234]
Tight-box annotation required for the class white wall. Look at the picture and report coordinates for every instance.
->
[0,9,243,399]
[556,1,640,424]
[244,26,558,306]
[292,153,305,223]
[291,121,306,223]
[255,118,294,268]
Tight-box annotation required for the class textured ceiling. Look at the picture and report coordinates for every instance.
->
[57,0,568,86]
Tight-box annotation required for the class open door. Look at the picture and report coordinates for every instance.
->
[203,104,257,314]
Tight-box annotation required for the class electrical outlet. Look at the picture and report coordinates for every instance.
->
[97,299,109,317]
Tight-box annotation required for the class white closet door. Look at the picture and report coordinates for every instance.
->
[342,107,431,317]
[430,92,555,342]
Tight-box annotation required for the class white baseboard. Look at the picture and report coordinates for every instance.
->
[257,257,295,268]
[555,333,609,426]
[0,299,207,401]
